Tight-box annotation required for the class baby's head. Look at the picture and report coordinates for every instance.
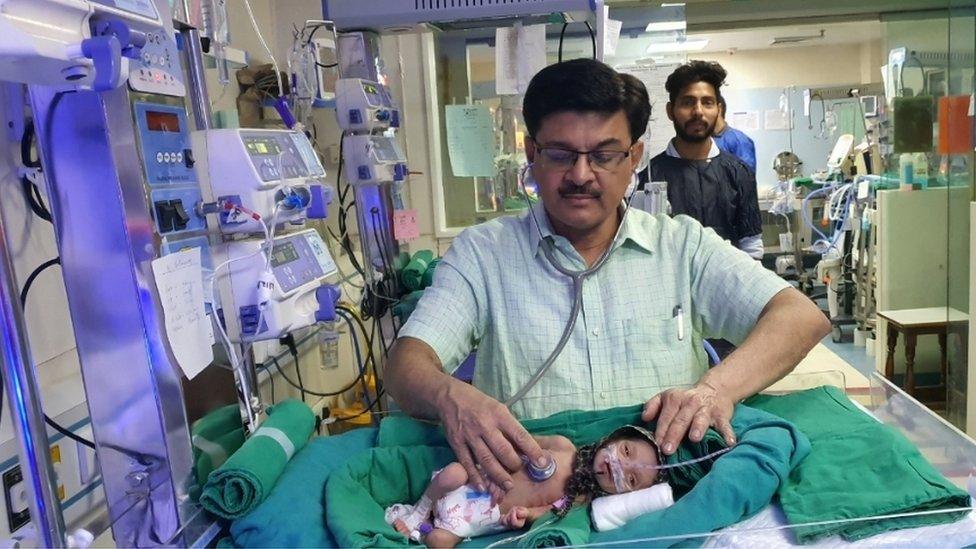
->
[591,425,665,495]
[560,425,666,514]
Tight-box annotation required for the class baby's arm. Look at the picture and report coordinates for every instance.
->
[591,483,675,531]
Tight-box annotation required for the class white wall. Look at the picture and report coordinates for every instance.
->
[697,41,883,90]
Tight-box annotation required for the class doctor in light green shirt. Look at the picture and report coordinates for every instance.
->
[386,59,829,498]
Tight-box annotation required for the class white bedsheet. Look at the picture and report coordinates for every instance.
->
[703,500,976,547]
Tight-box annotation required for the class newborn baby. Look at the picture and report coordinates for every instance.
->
[385,425,672,547]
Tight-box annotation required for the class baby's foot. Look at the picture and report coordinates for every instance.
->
[385,503,427,533]
[392,518,412,536]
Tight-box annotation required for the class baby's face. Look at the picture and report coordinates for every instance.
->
[592,437,660,494]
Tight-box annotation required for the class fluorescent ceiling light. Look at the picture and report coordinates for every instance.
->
[645,39,709,53]
[645,21,686,33]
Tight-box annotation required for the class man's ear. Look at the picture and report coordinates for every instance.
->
[630,140,645,172]
[665,102,675,122]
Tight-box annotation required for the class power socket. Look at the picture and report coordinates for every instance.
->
[2,466,29,533]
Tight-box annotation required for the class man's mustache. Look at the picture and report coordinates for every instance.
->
[558,185,600,197]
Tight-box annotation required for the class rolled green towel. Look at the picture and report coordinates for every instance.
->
[200,399,315,519]
[518,506,591,548]
[191,404,245,489]
[401,250,434,291]
[420,258,441,289]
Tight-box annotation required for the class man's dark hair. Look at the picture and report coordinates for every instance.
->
[665,60,727,104]
[718,95,727,116]
[523,58,650,143]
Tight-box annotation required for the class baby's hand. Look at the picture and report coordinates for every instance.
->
[499,506,529,529]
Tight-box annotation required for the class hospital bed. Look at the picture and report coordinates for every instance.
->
[222,365,976,547]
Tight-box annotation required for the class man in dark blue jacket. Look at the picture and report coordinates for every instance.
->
[713,96,757,173]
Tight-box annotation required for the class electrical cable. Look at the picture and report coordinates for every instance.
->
[584,21,596,59]
[336,305,383,409]
[15,257,97,449]
[280,334,306,403]
[557,20,597,63]
[558,23,569,63]
[269,353,367,398]
[336,310,374,413]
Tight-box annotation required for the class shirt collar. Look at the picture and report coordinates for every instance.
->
[526,200,655,258]
[665,138,720,160]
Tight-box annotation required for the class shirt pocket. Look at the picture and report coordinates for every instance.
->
[619,312,700,394]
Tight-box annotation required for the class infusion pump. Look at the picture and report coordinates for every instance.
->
[193,128,327,234]
[214,229,339,342]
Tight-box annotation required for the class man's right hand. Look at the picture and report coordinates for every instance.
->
[434,381,546,494]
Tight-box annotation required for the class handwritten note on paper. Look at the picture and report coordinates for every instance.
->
[445,105,496,177]
[393,209,420,241]
[152,247,213,380]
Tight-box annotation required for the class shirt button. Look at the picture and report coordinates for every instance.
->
[600,392,607,399]
[591,328,600,336]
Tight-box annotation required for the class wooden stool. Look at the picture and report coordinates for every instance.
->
[877,307,969,404]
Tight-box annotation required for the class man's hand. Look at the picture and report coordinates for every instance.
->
[434,381,547,493]
[642,381,736,455]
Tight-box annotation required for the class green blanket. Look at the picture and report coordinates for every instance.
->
[201,399,315,520]
[747,386,971,542]
[230,428,377,547]
[191,404,245,495]
[327,404,810,547]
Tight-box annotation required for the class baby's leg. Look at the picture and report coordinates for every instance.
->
[390,463,469,536]
[424,528,462,549]
[428,462,468,498]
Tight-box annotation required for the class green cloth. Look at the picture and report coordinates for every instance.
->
[191,404,245,492]
[327,404,809,547]
[747,386,970,542]
[230,428,378,548]
[200,399,315,520]
[517,506,590,548]
[401,250,435,291]
[392,290,425,323]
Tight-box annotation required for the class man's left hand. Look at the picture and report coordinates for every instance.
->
[641,382,736,455]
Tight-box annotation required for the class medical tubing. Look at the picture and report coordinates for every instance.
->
[571,506,975,547]
[243,0,284,98]
[645,446,731,471]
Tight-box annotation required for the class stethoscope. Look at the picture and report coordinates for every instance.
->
[505,162,644,409]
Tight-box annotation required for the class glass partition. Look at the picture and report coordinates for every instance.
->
[878,6,973,431]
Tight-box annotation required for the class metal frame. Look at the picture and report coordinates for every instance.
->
[29,84,213,547]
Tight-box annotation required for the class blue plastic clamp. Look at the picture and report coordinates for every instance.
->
[315,285,341,322]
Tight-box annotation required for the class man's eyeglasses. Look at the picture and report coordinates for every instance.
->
[535,147,632,173]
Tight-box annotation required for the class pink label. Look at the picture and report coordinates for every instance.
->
[393,209,420,241]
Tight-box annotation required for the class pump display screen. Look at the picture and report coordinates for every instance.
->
[244,137,282,156]
[146,111,181,132]
[270,242,299,267]
[90,0,158,19]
